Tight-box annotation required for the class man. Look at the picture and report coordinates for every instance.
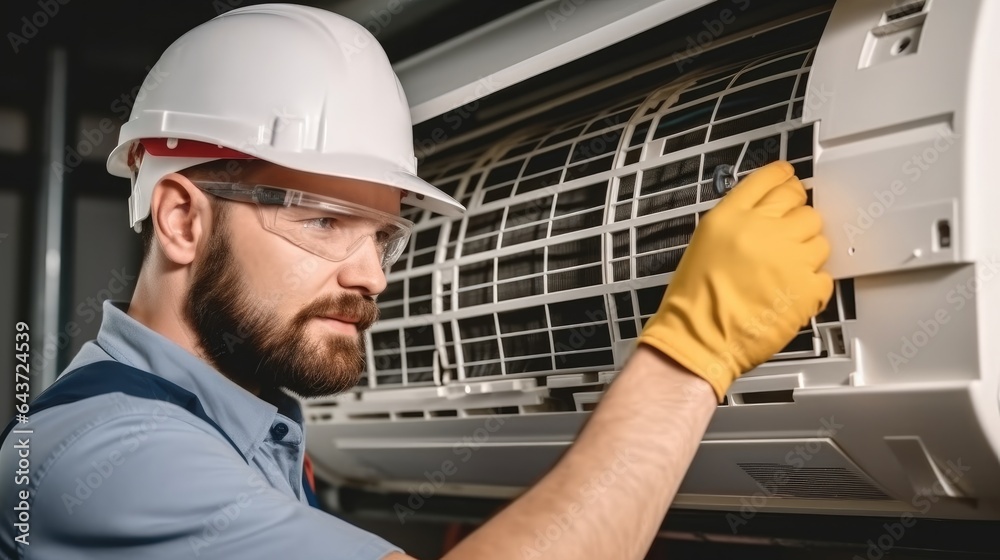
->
[0,4,832,559]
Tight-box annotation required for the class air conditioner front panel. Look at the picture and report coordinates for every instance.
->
[308,383,1000,519]
[305,0,1000,521]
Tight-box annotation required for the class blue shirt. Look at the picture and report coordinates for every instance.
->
[0,300,401,559]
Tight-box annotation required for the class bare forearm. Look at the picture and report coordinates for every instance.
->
[440,345,717,560]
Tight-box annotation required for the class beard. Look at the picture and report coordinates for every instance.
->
[185,212,380,398]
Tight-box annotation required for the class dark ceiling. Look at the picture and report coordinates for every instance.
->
[0,0,538,176]
[0,0,537,106]
[2,0,538,65]
[0,0,538,193]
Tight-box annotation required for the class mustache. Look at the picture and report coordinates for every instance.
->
[294,293,381,333]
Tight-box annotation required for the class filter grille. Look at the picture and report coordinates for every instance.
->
[364,45,855,390]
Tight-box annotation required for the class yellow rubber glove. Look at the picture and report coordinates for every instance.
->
[637,161,834,402]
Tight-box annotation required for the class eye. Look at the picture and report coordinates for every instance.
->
[375,229,393,244]
[300,217,338,230]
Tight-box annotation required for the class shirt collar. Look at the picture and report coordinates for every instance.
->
[94,300,303,462]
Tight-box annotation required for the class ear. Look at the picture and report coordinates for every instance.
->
[149,173,214,266]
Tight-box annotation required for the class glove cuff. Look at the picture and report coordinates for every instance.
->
[637,334,734,403]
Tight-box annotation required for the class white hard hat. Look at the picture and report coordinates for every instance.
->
[107,3,465,230]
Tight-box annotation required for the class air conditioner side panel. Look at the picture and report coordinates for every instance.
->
[966,0,1000,489]
[806,0,1000,476]
[806,0,980,142]
[805,0,987,278]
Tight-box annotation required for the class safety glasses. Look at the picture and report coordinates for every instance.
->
[193,182,413,269]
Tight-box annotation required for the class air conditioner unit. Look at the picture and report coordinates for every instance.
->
[304,0,1000,522]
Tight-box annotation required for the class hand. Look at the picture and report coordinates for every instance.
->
[636,161,833,401]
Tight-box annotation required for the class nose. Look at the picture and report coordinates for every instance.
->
[336,235,388,296]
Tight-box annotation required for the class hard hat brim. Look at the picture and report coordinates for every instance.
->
[108,139,466,219]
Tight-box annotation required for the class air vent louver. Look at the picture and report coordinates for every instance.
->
[738,463,891,500]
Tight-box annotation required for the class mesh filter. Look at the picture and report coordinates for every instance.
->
[364,44,856,388]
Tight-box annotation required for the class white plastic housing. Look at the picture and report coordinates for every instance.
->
[304,0,1000,521]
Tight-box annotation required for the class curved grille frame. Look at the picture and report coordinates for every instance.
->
[362,44,856,392]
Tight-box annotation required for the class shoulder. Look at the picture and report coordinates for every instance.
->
[32,405,250,508]
[14,358,245,468]
[0,398,249,558]
[2,399,401,559]
[15,389,236,461]
[1,391,247,515]
[12,392,244,483]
